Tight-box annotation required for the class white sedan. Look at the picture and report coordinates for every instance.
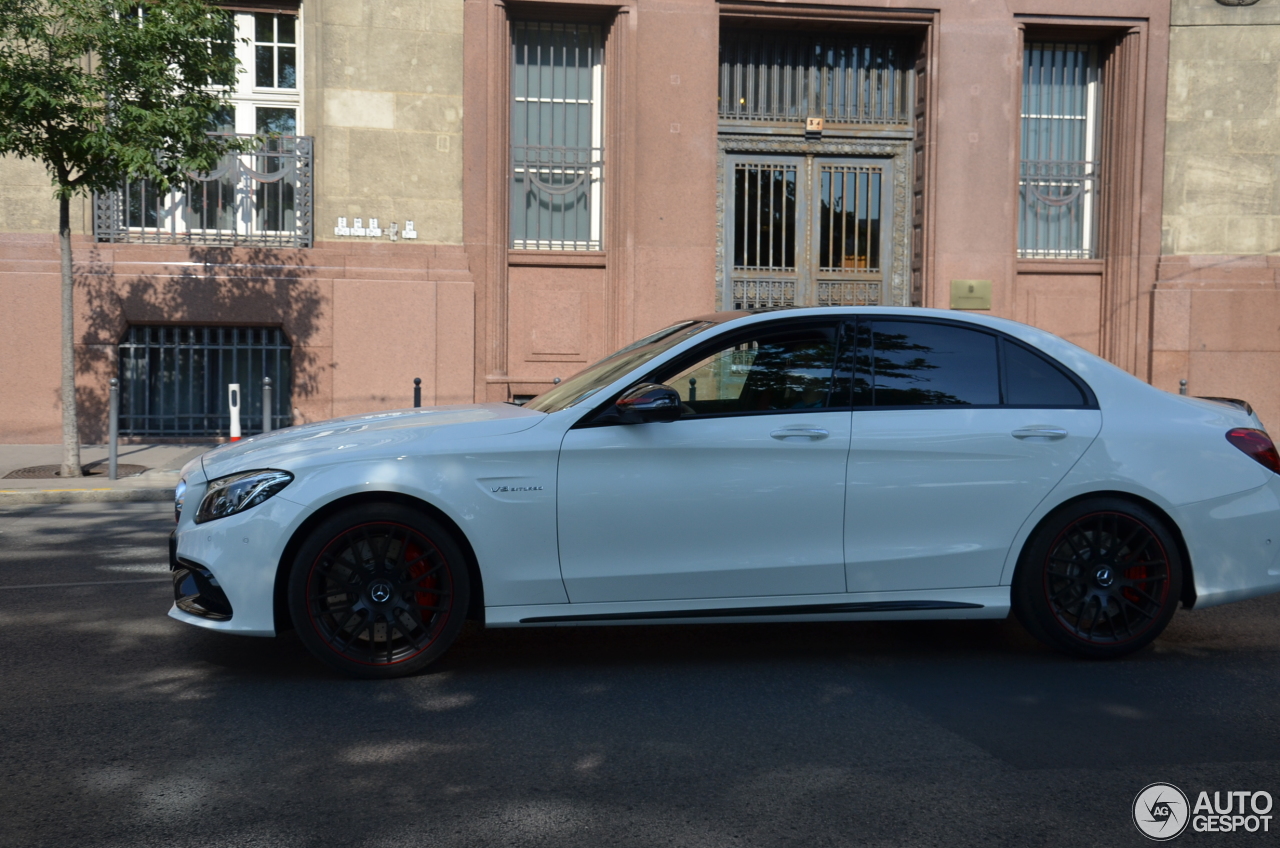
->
[170,307,1280,677]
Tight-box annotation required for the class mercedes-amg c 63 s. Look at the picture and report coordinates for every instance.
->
[169,308,1280,677]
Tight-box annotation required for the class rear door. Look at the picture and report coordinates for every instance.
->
[844,318,1101,592]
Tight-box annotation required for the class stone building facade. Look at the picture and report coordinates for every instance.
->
[1153,0,1280,423]
[0,0,1276,443]
[0,0,474,442]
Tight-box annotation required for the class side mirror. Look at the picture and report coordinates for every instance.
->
[615,383,682,424]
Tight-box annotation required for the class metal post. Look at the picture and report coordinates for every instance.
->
[1179,379,1188,396]
[108,378,119,480]
[228,383,242,442]
[414,377,422,408]
[262,376,273,433]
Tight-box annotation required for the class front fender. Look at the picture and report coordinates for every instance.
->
[277,440,568,609]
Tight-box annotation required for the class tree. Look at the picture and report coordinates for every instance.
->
[0,0,245,476]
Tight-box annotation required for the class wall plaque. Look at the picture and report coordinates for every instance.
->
[950,279,992,310]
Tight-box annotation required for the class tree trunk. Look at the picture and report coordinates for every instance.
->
[59,193,81,478]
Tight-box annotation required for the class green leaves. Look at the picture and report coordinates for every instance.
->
[0,0,251,196]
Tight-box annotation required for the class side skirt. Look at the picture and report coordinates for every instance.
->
[520,600,981,624]
[485,587,1011,628]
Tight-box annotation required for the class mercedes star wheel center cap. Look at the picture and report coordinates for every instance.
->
[369,581,393,603]
[1095,567,1114,588]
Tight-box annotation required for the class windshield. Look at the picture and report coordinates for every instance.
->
[524,321,716,413]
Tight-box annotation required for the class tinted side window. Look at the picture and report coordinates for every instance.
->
[1002,340,1087,407]
[658,325,838,416]
[869,321,999,407]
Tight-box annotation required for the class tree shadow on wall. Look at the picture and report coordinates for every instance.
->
[75,244,326,442]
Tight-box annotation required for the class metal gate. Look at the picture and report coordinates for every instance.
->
[725,154,893,310]
[118,325,293,437]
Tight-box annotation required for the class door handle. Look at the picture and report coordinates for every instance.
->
[1012,426,1068,440]
[771,427,830,441]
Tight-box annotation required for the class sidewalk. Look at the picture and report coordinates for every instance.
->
[0,443,213,506]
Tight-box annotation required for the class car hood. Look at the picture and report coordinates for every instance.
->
[198,403,545,482]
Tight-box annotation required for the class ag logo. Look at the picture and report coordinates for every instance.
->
[1133,783,1190,841]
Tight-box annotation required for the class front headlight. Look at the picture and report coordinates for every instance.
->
[175,478,187,523]
[195,470,293,524]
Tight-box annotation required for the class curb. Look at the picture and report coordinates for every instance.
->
[0,487,174,506]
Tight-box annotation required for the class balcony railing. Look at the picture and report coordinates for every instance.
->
[94,135,313,248]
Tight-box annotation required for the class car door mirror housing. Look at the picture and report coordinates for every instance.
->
[615,383,682,424]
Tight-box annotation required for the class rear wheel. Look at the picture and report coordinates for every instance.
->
[289,503,470,678]
[1012,498,1183,659]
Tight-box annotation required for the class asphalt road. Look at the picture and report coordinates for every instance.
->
[1,502,1278,848]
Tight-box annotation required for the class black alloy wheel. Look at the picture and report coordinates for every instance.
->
[1012,497,1183,659]
[289,503,471,678]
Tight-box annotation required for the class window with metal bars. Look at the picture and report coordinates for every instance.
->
[1019,42,1103,259]
[719,31,911,126]
[817,165,882,273]
[118,326,292,437]
[95,11,309,247]
[733,163,796,272]
[510,21,604,251]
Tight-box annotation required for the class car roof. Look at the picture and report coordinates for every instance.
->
[686,306,1043,335]
[680,306,1129,389]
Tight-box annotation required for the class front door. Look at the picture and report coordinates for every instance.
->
[557,319,852,604]
[725,154,893,310]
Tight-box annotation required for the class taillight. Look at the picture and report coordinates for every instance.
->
[1226,428,1280,474]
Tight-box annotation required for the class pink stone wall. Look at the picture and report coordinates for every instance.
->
[629,0,721,339]
[0,236,64,442]
[0,235,473,443]
[1152,255,1280,428]
[506,263,608,390]
[1013,268,1104,355]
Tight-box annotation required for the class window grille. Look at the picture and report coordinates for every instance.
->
[817,165,882,273]
[95,10,308,247]
[255,109,299,233]
[719,31,911,125]
[510,21,604,251]
[1019,43,1102,259]
[731,161,797,309]
[733,279,797,310]
[118,326,292,437]
[94,134,312,247]
[817,281,880,306]
[733,163,797,272]
[727,156,892,310]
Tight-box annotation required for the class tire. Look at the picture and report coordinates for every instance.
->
[1012,497,1183,659]
[288,503,471,679]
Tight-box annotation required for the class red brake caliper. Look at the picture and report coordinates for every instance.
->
[1122,563,1147,606]
[405,542,440,625]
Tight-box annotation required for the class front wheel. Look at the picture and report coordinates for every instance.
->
[289,503,470,678]
[1012,498,1183,659]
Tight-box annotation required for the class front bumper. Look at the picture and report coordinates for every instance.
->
[170,541,234,621]
[168,491,309,637]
